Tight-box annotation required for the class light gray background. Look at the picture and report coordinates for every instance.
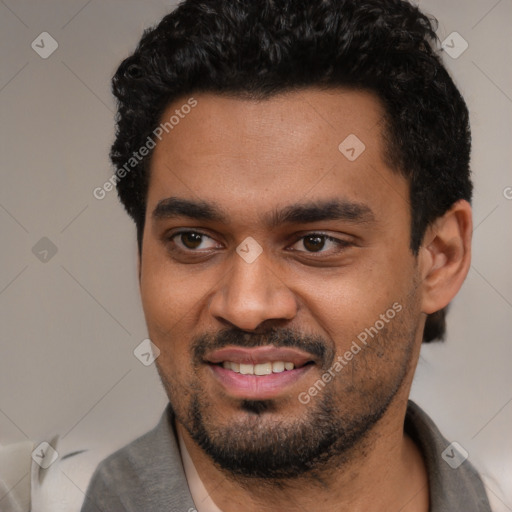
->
[1,0,511,510]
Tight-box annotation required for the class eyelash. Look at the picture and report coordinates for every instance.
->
[166,230,352,256]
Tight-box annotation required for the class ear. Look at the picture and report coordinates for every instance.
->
[419,199,472,314]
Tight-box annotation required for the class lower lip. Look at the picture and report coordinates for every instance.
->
[209,364,313,400]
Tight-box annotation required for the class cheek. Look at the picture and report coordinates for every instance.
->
[141,274,194,331]
[139,242,224,351]
[294,255,414,335]
[139,245,197,354]
[139,253,202,395]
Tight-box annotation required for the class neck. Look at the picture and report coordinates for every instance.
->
[176,390,429,512]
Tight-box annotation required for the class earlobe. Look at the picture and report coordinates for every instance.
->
[419,200,472,315]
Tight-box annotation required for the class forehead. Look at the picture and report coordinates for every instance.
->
[146,88,409,228]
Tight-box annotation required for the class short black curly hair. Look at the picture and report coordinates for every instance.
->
[110,0,472,342]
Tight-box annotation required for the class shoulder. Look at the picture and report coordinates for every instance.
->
[80,424,164,511]
[406,400,492,512]
[80,404,192,511]
[90,425,161,484]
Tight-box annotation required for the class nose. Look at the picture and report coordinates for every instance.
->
[208,247,298,331]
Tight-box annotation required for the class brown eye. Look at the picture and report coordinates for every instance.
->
[303,235,326,252]
[180,232,203,249]
[289,233,352,255]
[167,231,219,252]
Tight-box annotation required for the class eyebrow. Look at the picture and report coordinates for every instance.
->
[152,196,375,228]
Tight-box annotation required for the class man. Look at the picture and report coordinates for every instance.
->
[81,0,492,510]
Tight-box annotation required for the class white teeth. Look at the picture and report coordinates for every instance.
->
[254,362,273,375]
[239,363,254,375]
[272,361,285,373]
[221,361,295,374]
[222,362,240,372]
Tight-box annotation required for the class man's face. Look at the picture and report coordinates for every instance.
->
[140,89,426,478]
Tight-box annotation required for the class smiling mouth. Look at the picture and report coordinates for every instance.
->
[217,360,314,375]
[205,345,318,399]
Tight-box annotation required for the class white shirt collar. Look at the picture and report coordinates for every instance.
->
[177,428,224,512]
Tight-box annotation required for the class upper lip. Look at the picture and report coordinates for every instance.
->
[205,346,316,367]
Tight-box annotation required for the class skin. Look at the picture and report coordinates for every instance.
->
[139,88,472,512]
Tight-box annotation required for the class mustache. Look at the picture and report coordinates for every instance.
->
[191,327,334,368]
